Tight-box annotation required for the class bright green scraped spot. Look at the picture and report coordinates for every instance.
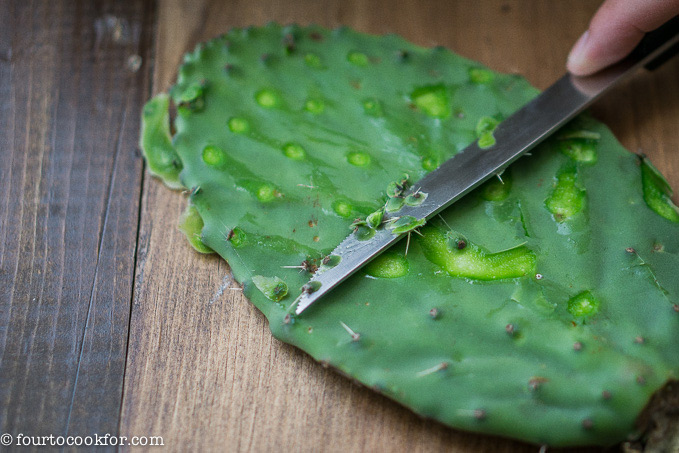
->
[411,84,450,118]
[567,291,600,318]
[419,227,536,280]
[545,165,585,221]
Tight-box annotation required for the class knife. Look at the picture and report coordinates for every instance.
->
[293,18,679,315]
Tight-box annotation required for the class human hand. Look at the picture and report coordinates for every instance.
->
[567,0,679,75]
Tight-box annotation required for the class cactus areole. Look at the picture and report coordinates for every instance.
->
[140,24,679,447]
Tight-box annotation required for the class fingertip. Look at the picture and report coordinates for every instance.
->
[566,30,601,76]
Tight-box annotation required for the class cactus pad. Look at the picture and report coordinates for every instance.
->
[140,24,679,447]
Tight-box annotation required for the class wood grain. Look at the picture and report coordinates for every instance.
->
[0,0,154,439]
[122,0,678,451]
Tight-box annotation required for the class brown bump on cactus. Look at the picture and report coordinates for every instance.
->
[529,377,549,391]
[636,376,646,385]
[429,308,440,319]
[602,390,612,400]
[474,409,487,421]
[535,273,544,280]
[456,239,467,250]
[283,314,291,325]
[573,341,583,351]
[307,327,313,334]
[673,304,679,312]
[634,336,645,344]
[505,323,515,336]
[582,419,594,430]
[625,247,636,254]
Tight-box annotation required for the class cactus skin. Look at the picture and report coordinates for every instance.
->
[140,24,679,447]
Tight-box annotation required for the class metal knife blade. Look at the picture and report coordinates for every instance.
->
[293,22,679,315]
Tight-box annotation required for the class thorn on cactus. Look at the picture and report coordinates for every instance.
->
[416,362,448,377]
[340,321,360,342]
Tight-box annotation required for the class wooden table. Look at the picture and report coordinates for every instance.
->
[2,0,677,451]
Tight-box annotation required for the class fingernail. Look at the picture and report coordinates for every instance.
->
[567,30,590,70]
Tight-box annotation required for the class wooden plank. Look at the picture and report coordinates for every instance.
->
[0,0,154,439]
[121,0,678,451]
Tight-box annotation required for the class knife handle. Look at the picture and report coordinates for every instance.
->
[630,16,679,71]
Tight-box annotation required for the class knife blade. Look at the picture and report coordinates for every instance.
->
[293,18,679,315]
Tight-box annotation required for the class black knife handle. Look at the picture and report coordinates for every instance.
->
[629,16,679,70]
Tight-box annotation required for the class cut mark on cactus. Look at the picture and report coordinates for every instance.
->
[225,227,247,248]
[567,291,600,318]
[545,164,585,221]
[333,200,354,218]
[410,84,450,118]
[476,116,500,149]
[558,137,598,164]
[419,227,536,280]
[252,275,289,302]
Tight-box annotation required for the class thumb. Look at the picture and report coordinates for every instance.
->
[567,0,679,76]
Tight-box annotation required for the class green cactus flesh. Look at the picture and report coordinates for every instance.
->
[140,24,679,447]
